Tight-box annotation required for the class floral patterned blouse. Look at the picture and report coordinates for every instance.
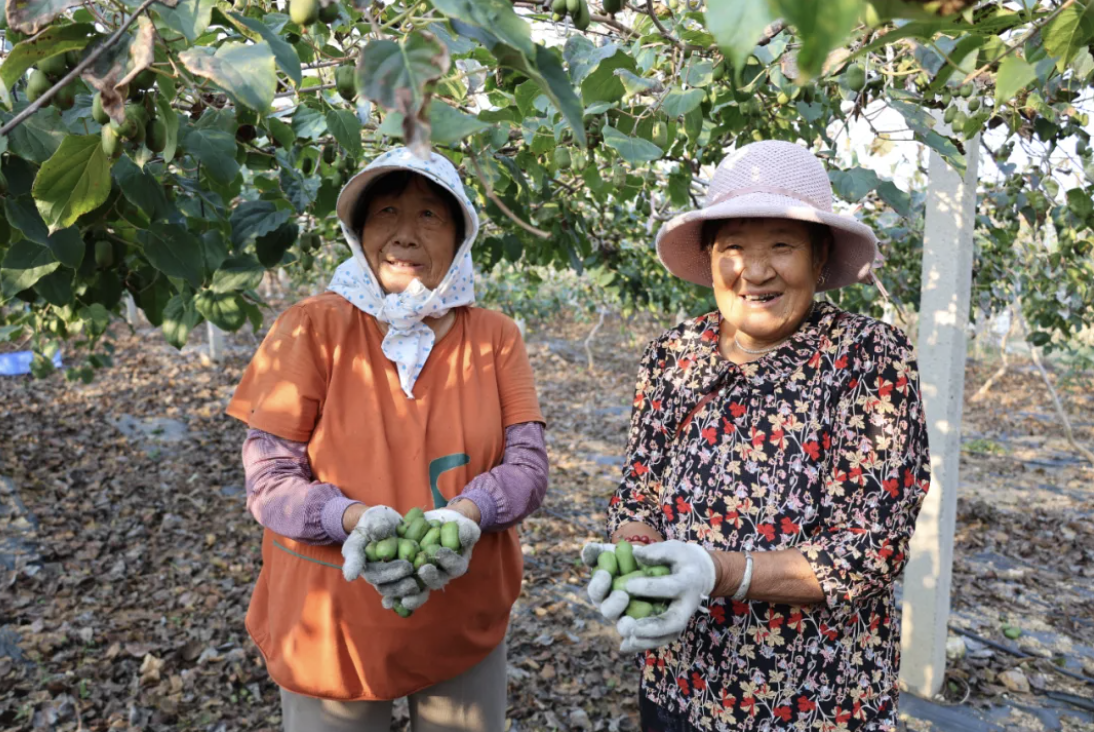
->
[608,301,931,732]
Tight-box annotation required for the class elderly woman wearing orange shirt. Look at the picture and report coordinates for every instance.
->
[228,148,547,731]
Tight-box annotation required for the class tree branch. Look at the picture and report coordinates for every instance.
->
[466,149,550,240]
[961,0,1075,84]
[0,0,160,138]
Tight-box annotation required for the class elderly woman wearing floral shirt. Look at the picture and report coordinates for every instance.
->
[584,141,930,732]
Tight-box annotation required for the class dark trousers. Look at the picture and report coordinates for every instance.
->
[639,694,699,732]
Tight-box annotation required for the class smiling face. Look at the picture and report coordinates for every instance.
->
[708,217,829,348]
[358,174,461,293]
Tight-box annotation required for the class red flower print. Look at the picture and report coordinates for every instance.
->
[878,379,894,398]
[750,427,766,448]
[702,426,718,445]
[780,516,800,535]
[609,495,622,506]
[774,706,792,722]
[679,356,694,372]
[721,691,736,709]
[835,707,852,724]
[770,429,785,449]
[633,393,644,406]
[721,417,736,434]
[758,523,775,541]
[710,513,724,528]
[808,351,821,368]
[822,431,831,450]
[701,328,718,342]
[709,604,726,625]
[632,461,650,476]
[878,540,894,560]
[804,441,820,460]
[848,377,859,389]
[651,399,662,411]
[729,402,746,419]
[662,503,674,521]
[835,355,848,369]
[675,496,691,514]
[882,479,899,498]
[691,672,706,691]
[731,599,749,615]
[849,467,865,485]
[797,696,816,713]
[767,609,784,630]
[741,696,756,715]
[726,510,741,528]
[788,611,804,632]
[904,468,915,488]
[676,676,690,695]
[819,624,839,641]
[896,375,909,393]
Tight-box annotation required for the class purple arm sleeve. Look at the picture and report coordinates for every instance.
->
[455,422,549,532]
[241,429,361,545]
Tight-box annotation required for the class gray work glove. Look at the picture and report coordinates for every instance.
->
[341,506,417,599]
[581,542,631,622]
[415,508,481,591]
[614,541,717,653]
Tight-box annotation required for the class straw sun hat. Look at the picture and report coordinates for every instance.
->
[655,141,878,292]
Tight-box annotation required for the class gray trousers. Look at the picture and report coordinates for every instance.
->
[280,642,506,732]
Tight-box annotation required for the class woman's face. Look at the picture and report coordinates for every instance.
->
[709,218,827,346]
[360,175,459,293]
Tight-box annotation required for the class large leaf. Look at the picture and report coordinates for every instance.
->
[430,0,535,59]
[326,109,362,157]
[770,0,863,79]
[429,101,491,144]
[182,127,240,185]
[255,221,298,267]
[229,11,302,88]
[1043,2,1094,71]
[155,95,179,164]
[0,240,59,299]
[162,292,202,349]
[994,55,1037,107]
[580,47,637,105]
[79,15,156,123]
[877,181,913,217]
[113,155,173,222]
[4,197,83,268]
[6,107,65,163]
[706,0,777,80]
[31,134,112,233]
[0,23,98,106]
[155,0,216,43]
[180,42,277,113]
[492,44,586,148]
[140,223,204,287]
[662,88,705,118]
[230,200,292,247]
[829,167,880,202]
[194,290,247,331]
[4,0,91,34]
[602,125,663,163]
[211,255,265,293]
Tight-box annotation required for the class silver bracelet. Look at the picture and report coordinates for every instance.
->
[731,551,754,602]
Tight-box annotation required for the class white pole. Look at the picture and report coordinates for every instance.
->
[124,293,140,327]
[207,321,226,363]
[899,134,980,698]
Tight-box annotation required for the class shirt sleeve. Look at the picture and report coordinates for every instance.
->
[455,422,548,532]
[226,305,328,443]
[242,429,362,544]
[494,320,545,428]
[798,324,932,613]
[607,340,668,538]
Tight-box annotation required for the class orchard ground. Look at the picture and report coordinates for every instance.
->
[1,299,1092,732]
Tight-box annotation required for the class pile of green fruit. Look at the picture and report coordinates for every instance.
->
[549,0,594,29]
[25,50,83,109]
[364,508,464,618]
[595,540,671,619]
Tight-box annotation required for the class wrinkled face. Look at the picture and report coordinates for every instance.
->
[360,175,459,293]
[709,218,828,346]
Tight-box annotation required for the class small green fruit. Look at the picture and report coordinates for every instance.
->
[968,97,981,112]
[38,53,68,78]
[553,146,571,170]
[290,0,320,26]
[65,50,80,68]
[52,83,76,110]
[132,68,156,91]
[146,118,167,153]
[91,93,109,124]
[101,124,122,158]
[335,65,356,102]
[319,1,340,23]
[26,70,51,103]
[845,64,866,92]
[323,145,337,164]
[94,240,114,268]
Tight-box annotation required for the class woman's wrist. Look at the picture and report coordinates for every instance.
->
[448,497,483,525]
[611,521,665,544]
[341,502,368,534]
[710,551,748,598]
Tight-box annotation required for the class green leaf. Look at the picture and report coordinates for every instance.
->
[326,109,362,157]
[229,11,303,88]
[580,47,637,105]
[928,35,986,92]
[31,134,112,233]
[79,303,111,334]
[828,167,880,202]
[0,23,98,103]
[230,200,292,248]
[7,107,66,163]
[291,106,327,140]
[662,88,705,118]
[162,292,202,349]
[1066,187,1093,218]
[994,55,1037,107]
[614,69,658,99]
[0,239,59,299]
[211,255,265,293]
[4,0,84,35]
[34,267,73,306]
[181,128,240,185]
[770,0,863,79]
[140,223,205,287]
[358,32,451,118]
[280,167,320,212]
[194,290,247,331]
[255,221,298,267]
[493,44,586,148]
[922,130,966,176]
[602,125,663,163]
[202,231,229,274]
[3,197,83,268]
[429,100,491,144]
[877,181,912,217]
[684,59,714,87]
[180,41,277,113]
[1043,2,1094,71]
[155,95,180,164]
[430,0,535,59]
[155,0,216,42]
[266,117,295,148]
[113,155,173,223]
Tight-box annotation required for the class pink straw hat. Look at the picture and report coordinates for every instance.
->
[655,141,878,292]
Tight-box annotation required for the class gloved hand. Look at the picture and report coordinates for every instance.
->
[341,506,417,599]
[614,541,716,653]
[580,542,631,622]
[416,508,482,591]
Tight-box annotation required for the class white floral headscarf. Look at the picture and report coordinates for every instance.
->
[329,148,480,399]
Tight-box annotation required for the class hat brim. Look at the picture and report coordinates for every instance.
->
[655,192,878,292]
[335,164,478,249]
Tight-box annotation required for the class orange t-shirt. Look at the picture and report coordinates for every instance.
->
[226,292,543,701]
